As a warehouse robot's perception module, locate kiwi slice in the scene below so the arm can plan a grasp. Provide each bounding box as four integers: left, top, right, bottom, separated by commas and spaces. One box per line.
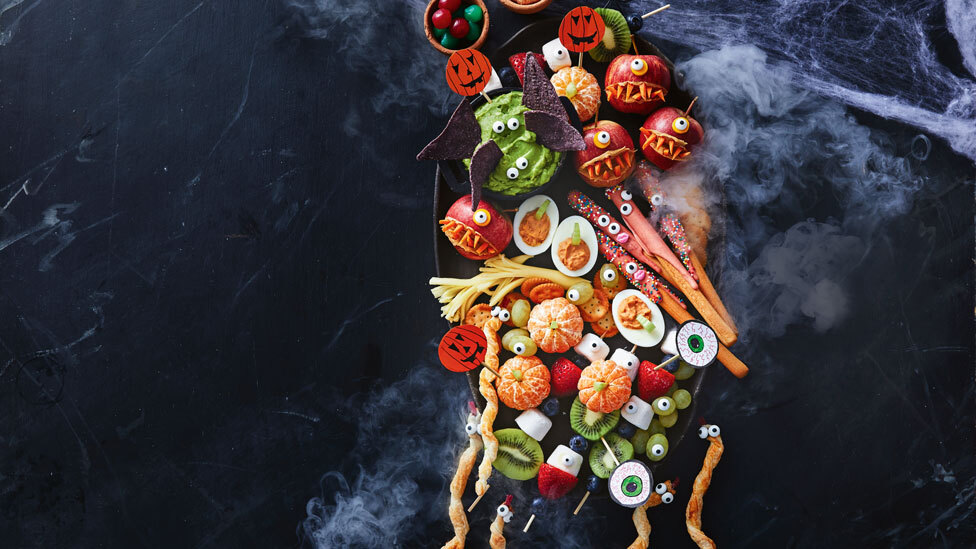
588, 433, 635, 478
493, 428, 543, 480
589, 8, 631, 63
570, 397, 620, 441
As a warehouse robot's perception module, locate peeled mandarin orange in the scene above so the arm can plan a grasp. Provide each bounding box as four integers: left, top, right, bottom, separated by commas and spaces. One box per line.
497, 356, 551, 410
551, 66, 601, 122
578, 360, 632, 413
527, 297, 584, 354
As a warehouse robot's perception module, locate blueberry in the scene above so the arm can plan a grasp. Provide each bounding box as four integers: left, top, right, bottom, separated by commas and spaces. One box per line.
586, 475, 601, 493
498, 66, 519, 88
660, 355, 680, 373
569, 435, 588, 453
627, 15, 643, 32
541, 397, 560, 417
531, 497, 546, 512
617, 422, 636, 438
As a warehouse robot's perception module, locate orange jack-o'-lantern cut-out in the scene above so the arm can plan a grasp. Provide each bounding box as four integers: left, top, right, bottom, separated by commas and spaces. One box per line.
438, 325, 488, 372
445, 48, 493, 96
558, 7, 605, 53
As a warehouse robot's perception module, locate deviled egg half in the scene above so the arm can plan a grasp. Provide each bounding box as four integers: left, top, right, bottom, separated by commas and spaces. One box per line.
551, 215, 598, 277
611, 289, 666, 347
513, 194, 559, 255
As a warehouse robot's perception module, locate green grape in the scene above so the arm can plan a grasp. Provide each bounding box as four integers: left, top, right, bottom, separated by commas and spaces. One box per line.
648, 418, 666, 436
646, 433, 669, 461
510, 299, 531, 327
509, 335, 538, 357
675, 362, 695, 380
657, 411, 678, 428
673, 389, 692, 409
652, 396, 676, 416
566, 281, 594, 305
631, 428, 650, 455
502, 328, 529, 351
666, 384, 678, 397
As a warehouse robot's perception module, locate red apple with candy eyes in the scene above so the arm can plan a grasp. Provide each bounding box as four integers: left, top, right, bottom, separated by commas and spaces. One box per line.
604, 54, 671, 115
440, 195, 513, 260
639, 105, 704, 171
573, 120, 636, 188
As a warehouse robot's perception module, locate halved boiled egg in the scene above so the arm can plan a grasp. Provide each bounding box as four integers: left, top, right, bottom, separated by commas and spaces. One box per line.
550, 215, 598, 277
611, 289, 666, 347
513, 194, 559, 256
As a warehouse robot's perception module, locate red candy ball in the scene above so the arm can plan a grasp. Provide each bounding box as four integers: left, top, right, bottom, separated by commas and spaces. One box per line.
449, 18, 470, 39
431, 8, 452, 29
439, 0, 461, 11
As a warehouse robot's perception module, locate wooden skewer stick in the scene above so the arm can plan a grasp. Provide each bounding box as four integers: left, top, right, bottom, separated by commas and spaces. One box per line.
482, 363, 502, 379
631, 344, 638, 354
522, 514, 536, 532
578, 51, 584, 67
573, 491, 591, 515
468, 487, 489, 512
601, 436, 621, 467
642, 4, 672, 19
654, 354, 681, 371
480, 91, 493, 104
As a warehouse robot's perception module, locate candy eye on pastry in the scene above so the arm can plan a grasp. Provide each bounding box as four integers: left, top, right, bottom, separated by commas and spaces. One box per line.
708, 424, 721, 437
594, 131, 611, 148
473, 208, 491, 226
515, 156, 529, 170
465, 423, 478, 435
655, 482, 667, 495
625, 262, 638, 274
698, 426, 709, 439
619, 203, 633, 215
672, 117, 690, 134
607, 223, 620, 235
507, 117, 520, 131
497, 504, 509, 515
597, 215, 610, 227
492, 121, 506, 134
650, 193, 664, 207
661, 492, 674, 504
620, 190, 633, 201
506, 167, 520, 180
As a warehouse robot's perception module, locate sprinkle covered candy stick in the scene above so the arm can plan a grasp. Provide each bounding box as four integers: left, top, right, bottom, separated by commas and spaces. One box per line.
597, 233, 749, 378
596, 232, 684, 307
567, 190, 660, 268
471, 317, 503, 511
606, 185, 738, 347
628, 479, 677, 549
489, 495, 514, 549
686, 422, 724, 549
442, 402, 485, 549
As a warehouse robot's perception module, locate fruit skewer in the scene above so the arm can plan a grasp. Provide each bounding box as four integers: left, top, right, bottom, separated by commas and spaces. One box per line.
442, 402, 485, 549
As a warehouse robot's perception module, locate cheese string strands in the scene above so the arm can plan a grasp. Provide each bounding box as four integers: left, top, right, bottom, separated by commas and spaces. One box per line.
627, 480, 677, 549
686, 423, 724, 549
471, 317, 502, 511
442, 402, 485, 549
489, 494, 514, 549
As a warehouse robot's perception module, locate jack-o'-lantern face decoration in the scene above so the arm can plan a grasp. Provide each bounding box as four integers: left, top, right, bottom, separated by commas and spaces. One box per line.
446, 49, 492, 96
558, 7, 605, 53
438, 325, 488, 372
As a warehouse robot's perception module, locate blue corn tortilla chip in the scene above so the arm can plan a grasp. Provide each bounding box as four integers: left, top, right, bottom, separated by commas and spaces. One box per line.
468, 140, 503, 208
521, 53, 568, 120
417, 99, 481, 161
524, 110, 585, 152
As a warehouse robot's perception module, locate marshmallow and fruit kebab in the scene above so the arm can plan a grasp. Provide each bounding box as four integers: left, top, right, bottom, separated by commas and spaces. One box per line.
441, 402, 485, 549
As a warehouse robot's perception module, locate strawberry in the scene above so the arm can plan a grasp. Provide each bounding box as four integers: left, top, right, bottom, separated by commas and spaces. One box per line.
551, 358, 582, 397
537, 463, 578, 499
508, 52, 548, 85
637, 360, 674, 401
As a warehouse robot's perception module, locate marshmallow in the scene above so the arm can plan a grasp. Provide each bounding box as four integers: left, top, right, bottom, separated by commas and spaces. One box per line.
484, 68, 503, 93
574, 333, 610, 362
621, 396, 653, 430
515, 408, 552, 441
660, 328, 678, 357
542, 38, 571, 72
547, 444, 583, 477
610, 348, 640, 380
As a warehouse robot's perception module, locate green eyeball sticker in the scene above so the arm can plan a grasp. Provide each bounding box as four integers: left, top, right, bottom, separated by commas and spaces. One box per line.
608, 460, 653, 508
676, 320, 719, 368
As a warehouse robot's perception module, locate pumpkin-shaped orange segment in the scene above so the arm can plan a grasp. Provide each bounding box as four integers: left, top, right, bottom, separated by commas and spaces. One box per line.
578, 360, 632, 413
496, 356, 551, 410
527, 297, 584, 354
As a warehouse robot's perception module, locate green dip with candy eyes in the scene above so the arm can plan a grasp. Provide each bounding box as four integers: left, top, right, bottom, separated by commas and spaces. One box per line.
464, 92, 563, 196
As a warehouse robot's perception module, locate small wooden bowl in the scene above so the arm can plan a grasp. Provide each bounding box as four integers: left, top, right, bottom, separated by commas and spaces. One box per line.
498, 0, 552, 15
424, 0, 490, 55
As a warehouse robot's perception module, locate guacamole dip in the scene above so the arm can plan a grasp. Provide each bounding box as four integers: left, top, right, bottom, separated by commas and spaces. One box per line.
465, 92, 563, 195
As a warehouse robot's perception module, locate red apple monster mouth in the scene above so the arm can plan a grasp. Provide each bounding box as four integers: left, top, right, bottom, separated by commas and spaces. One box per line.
639, 128, 692, 161
578, 147, 635, 181
439, 217, 499, 259
605, 82, 667, 104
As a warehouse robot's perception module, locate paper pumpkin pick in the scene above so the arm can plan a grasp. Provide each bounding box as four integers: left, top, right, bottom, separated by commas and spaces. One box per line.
445, 48, 493, 97
558, 7, 605, 53
438, 325, 488, 372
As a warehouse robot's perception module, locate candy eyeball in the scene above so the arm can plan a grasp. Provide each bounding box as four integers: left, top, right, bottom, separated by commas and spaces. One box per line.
497, 504, 509, 515
512, 341, 526, 355
602, 267, 617, 282
650, 194, 664, 207
672, 117, 690, 134
597, 215, 610, 227
619, 203, 633, 215
625, 262, 638, 274
655, 483, 667, 495
465, 423, 478, 435
561, 454, 578, 468
708, 424, 721, 437
498, 309, 511, 322
698, 426, 709, 439
491, 306, 501, 317
650, 443, 665, 457
507, 117, 520, 131
492, 120, 506, 134
473, 208, 491, 226
594, 131, 611, 148
630, 58, 648, 75
507, 167, 519, 180
607, 223, 621, 235
661, 492, 674, 504
567, 288, 580, 301
515, 156, 529, 170
620, 189, 633, 201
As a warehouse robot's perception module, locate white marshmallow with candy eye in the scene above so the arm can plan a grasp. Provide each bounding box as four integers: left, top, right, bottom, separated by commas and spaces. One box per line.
660, 328, 678, 357
484, 68, 502, 93
574, 333, 609, 362
542, 38, 571, 71
547, 444, 583, 477
621, 396, 653, 430
515, 408, 552, 441
610, 348, 640, 380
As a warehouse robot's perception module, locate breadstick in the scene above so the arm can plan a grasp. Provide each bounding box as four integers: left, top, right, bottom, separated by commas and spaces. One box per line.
441, 405, 484, 549
489, 495, 513, 549
686, 425, 724, 549
475, 317, 502, 496
627, 480, 676, 549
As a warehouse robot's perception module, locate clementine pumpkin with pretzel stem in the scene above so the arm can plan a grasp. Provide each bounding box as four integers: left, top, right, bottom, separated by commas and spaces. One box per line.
578, 360, 631, 413
496, 356, 551, 410
527, 297, 584, 353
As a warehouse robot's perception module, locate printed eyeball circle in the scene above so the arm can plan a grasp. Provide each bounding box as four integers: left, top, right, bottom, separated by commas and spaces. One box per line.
507, 167, 520, 180
650, 193, 664, 206
698, 426, 709, 439
676, 320, 720, 368
512, 341, 527, 355
465, 423, 478, 435
473, 208, 491, 226
507, 117, 520, 131
492, 121, 506, 134
661, 492, 674, 504
515, 156, 529, 170
655, 482, 667, 495
597, 215, 610, 227
567, 288, 581, 301
619, 203, 633, 215
498, 309, 511, 322
672, 117, 690, 134
595, 131, 611, 148
630, 58, 648, 76
625, 262, 638, 274
620, 189, 633, 201
708, 425, 721, 438
602, 268, 617, 282
607, 223, 621, 235
608, 460, 653, 508
490, 306, 501, 317
649, 443, 665, 457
